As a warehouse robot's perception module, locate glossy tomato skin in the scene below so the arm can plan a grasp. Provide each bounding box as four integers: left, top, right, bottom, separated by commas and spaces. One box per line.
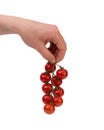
44, 104, 55, 114
53, 97, 63, 107
56, 69, 68, 79
42, 94, 52, 104
45, 63, 56, 73
40, 72, 51, 83
42, 83, 52, 93
54, 87, 64, 97
51, 76, 62, 87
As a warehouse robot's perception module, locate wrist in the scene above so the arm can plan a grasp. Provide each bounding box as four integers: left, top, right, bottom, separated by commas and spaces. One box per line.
0, 15, 24, 35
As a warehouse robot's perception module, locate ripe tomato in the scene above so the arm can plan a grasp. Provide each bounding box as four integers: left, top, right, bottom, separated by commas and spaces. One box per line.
42, 94, 53, 104
54, 87, 64, 97
44, 104, 55, 114
40, 72, 51, 83
45, 62, 56, 73
56, 68, 68, 79
51, 76, 62, 87
42, 83, 52, 93
53, 97, 63, 107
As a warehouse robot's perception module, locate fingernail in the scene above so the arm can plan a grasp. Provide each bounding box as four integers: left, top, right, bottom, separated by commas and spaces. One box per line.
51, 59, 55, 64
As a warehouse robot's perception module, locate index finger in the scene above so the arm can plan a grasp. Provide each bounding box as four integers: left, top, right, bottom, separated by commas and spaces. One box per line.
54, 32, 67, 62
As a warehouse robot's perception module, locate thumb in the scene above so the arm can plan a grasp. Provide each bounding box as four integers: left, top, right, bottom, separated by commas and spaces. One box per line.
37, 44, 55, 63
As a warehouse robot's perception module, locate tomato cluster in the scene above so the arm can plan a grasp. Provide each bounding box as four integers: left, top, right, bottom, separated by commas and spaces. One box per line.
40, 62, 68, 114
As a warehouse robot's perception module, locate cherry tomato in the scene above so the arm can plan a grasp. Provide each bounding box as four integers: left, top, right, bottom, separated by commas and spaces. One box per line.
56, 68, 68, 79
44, 104, 55, 114
42, 94, 53, 104
42, 83, 52, 93
54, 87, 64, 97
51, 76, 62, 87
45, 62, 56, 73
40, 72, 51, 83
53, 97, 63, 107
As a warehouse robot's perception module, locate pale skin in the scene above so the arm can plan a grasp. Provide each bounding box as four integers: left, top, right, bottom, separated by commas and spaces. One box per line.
0, 15, 67, 63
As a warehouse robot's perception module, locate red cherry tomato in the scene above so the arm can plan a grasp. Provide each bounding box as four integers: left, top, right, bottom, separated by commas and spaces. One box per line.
56, 68, 68, 79
44, 104, 55, 114
42, 83, 52, 93
42, 94, 53, 104
54, 87, 64, 97
45, 62, 56, 73
51, 76, 62, 87
40, 72, 51, 83
53, 97, 63, 107
41, 62, 68, 114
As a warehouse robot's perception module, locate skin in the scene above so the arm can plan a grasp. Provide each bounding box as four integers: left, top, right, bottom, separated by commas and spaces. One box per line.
0, 15, 67, 63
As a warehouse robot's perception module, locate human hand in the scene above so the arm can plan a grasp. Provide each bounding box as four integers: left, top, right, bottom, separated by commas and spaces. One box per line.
17, 19, 67, 63
0, 15, 67, 63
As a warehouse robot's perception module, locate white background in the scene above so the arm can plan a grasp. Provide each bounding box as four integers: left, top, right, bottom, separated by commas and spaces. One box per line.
0, 0, 104, 129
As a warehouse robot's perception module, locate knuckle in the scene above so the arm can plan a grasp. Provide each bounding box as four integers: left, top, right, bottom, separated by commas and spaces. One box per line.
51, 24, 59, 32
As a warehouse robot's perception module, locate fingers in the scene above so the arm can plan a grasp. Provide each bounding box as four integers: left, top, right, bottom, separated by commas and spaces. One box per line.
48, 42, 58, 55
36, 39, 66, 63
37, 42, 56, 63
55, 48, 66, 63
32, 23, 67, 63
56, 34, 67, 62
49, 30, 67, 63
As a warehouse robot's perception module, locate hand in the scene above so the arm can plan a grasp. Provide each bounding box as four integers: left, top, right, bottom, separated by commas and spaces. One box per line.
18, 19, 67, 63
0, 15, 67, 63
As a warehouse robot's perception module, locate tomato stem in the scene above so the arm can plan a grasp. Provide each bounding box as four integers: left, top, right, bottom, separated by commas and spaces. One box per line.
56, 64, 64, 69
51, 65, 55, 85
